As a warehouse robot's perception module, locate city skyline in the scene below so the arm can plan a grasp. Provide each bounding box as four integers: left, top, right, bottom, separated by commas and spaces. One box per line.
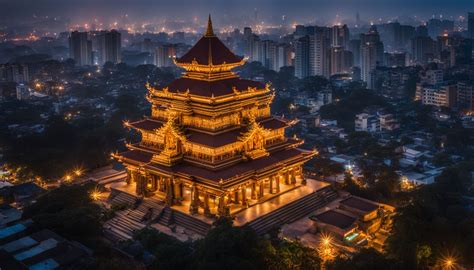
0, 2, 473, 270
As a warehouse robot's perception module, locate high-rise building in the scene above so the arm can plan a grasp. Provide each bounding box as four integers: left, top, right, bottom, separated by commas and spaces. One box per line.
310, 29, 331, 78
332, 24, 350, 49
457, 81, 474, 110
294, 36, 311, 78
384, 52, 407, 67
360, 26, 384, 88
260, 40, 276, 70
416, 25, 429, 37
69, 31, 92, 66
294, 25, 306, 38
349, 39, 361, 67
243, 27, 252, 38
411, 36, 436, 65
0, 64, 29, 83
154, 44, 177, 67
275, 44, 292, 71
245, 34, 262, 62
468, 12, 474, 39
330, 46, 352, 75
97, 30, 121, 65
427, 18, 454, 38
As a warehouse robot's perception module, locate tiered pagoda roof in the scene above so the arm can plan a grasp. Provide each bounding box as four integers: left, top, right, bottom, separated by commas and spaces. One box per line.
115, 15, 316, 188
175, 15, 243, 67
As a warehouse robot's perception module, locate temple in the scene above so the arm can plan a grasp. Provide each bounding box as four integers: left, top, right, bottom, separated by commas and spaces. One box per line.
112, 16, 318, 220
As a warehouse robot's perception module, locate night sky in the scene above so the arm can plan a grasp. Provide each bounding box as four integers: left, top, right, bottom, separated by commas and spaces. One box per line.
0, 0, 472, 24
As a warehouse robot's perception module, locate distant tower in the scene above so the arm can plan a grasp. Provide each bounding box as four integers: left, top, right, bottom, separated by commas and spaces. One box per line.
468, 12, 474, 39
69, 31, 92, 66
356, 12, 361, 27
294, 36, 311, 78
360, 25, 384, 88
97, 30, 121, 65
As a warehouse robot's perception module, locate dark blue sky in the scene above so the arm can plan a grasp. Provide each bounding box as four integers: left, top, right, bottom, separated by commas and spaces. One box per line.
0, 0, 472, 23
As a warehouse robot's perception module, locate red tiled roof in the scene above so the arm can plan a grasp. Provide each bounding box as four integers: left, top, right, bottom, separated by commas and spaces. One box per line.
121, 150, 153, 164
166, 77, 265, 97
187, 128, 242, 147
258, 117, 289, 129
176, 36, 243, 66
120, 147, 309, 183
173, 148, 306, 182
129, 119, 163, 131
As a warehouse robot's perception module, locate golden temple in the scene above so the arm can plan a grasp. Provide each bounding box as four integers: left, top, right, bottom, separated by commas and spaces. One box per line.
113, 15, 318, 219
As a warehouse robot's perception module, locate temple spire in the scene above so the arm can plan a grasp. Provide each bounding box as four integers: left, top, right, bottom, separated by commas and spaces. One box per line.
205, 14, 215, 37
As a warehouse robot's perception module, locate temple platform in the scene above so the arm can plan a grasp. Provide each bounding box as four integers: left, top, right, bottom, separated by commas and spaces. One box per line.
103, 179, 338, 240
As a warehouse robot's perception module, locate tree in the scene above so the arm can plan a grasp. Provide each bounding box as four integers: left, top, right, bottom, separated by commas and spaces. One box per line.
328, 248, 398, 270
23, 183, 102, 241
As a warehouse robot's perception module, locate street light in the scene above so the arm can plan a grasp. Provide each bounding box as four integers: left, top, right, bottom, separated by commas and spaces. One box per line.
74, 169, 82, 177
443, 257, 456, 270
90, 187, 102, 201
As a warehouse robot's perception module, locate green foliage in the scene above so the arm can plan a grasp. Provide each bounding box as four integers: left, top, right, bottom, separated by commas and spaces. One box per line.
194, 218, 263, 270
312, 157, 345, 177
23, 183, 102, 240
328, 248, 398, 270
132, 218, 321, 270
386, 162, 474, 268
134, 228, 194, 270
2, 115, 123, 179
319, 89, 389, 131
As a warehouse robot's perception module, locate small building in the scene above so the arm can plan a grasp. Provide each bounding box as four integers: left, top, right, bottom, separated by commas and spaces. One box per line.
310, 209, 358, 239
0, 225, 91, 269
0, 183, 44, 206
400, 167, 444, 186
339, 196, 379, 222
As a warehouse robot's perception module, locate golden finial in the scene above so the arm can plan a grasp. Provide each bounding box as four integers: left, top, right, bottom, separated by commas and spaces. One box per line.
205, 14, 215, 37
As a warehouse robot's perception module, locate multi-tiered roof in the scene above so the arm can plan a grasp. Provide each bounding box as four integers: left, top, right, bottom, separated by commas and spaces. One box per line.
114, 16, 316, 191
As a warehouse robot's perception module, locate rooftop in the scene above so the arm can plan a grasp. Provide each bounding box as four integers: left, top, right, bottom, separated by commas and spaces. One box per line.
339, 196, 379, 213
311, 210, 357, 229
175, 15, 243, 66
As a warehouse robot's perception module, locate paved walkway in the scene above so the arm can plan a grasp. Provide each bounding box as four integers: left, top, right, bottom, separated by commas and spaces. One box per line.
233, 179, 328, 226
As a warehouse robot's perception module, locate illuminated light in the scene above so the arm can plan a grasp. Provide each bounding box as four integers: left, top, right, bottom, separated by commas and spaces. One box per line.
147, 183, 152, 188
74, 169, 82, 176
90, 187, 103, 201
65, 175, 72, 181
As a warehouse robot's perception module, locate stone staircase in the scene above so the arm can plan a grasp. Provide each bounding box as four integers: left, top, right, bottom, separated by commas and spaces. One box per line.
153, 207, 211, 236
104, 211, 146, 241
171, 210, 211, 236
108, 189, 138, 207
246, 186, 338, 235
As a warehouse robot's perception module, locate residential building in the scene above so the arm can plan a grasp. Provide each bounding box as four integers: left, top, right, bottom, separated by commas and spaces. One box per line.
69, 31, 92, 66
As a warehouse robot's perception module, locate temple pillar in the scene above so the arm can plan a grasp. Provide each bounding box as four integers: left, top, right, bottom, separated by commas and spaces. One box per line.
241, 186, 247, 206
234, 190, 239, 204
217, 194, 230, 217
269, 177, 274, 194
165, 177, 174, 206
276, 175, 281, 193
290, 169, 296, 184
284, 170, 290, 185
134, 171, 145, 196
126, 170, 132, 185
203, 192, 211, 216
251, 182, 257, 200
258, 181, 264, 198
189, 184, 199, 214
